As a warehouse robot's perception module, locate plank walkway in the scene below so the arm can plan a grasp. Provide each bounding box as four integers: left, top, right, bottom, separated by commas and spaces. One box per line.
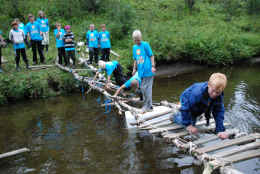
55, 51, 260, 174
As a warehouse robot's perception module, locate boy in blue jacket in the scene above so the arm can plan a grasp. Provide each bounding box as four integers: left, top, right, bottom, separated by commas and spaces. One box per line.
173, 73, 229, 140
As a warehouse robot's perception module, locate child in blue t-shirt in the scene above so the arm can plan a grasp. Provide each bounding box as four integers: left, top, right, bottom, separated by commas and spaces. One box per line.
91, 60, 127, 89
15, 19, 31, 48
113, 71, 143, 100
9, 21, 31, 71
26, 14, 45, 65
132, 30, 156, 112
86, 24, 100, 66
0, 30, 5, 73
99, 24, 111, 61
37, 11, 49, 53
54, 22, 66, 65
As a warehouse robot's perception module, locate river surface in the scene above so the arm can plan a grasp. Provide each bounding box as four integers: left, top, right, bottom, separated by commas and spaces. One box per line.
0, 62, 260, 174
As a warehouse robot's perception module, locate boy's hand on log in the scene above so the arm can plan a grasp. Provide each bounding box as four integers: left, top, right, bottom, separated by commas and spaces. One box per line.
186, 125, 198, 135
217, 132, 229, 140
132, 69, 136, 76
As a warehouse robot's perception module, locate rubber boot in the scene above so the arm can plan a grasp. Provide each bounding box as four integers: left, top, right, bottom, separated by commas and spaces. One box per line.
67, 58, 70, 68
26, 62, 31, 70
71, 59, 76, 69
0, 65, 3, 73
16, 63, 20, 72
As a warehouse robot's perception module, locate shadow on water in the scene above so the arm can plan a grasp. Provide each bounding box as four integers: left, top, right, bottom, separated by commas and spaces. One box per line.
0, 61, 260, 173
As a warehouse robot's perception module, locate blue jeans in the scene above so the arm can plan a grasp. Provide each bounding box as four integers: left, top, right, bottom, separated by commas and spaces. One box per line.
173, 111, 196, 127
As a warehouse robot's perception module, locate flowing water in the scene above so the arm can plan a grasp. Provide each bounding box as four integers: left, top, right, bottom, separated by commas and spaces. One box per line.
0, 62, 260, 174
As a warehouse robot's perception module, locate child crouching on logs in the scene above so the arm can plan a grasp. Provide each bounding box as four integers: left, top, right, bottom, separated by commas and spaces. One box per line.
171, 72, 229, 140
91, 60, 128, 89
113, 71, 143, 101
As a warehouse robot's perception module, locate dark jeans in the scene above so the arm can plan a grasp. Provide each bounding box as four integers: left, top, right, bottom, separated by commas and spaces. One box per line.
58, 47, 66, 65
65, 50, 75, 64
15, 48, 28, 65
89, 47, 99, 63
30, 40, 45, 62
113, 63, 127, 86
101, 48, 110, 61
24, 35, 31, 48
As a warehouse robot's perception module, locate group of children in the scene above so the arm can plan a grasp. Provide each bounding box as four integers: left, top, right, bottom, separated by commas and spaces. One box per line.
0, 12, 230, 140
54, 23, 111, 69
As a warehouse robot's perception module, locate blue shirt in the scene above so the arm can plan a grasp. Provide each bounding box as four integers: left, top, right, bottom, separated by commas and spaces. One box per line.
98, 61, 118, 76
124, 72, 141, 88
26, 22, 42, 41
133, 41, 154, 78
36, 18, 49, 32
18, 23, 27, 36
99, 31, 111, 49
54, 29, 65, 48
86, 30, 99, 48
12, 29, 25, 49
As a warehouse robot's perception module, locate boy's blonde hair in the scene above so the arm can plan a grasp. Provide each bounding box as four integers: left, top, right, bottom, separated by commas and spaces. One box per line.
89, 24, 94, 27
130, 79, 139, 89
56, 22, 61, 26
28, 14, 34, 19
98, 60, 106, 69
208, 73, 227, 91
100, 24, 106, 28
132, 30, 142, 39
38, 11, 46, 19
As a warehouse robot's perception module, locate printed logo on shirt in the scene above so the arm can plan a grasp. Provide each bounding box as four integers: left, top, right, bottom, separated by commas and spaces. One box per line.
102, 34, 106, 37
136, 49, 140, 55
91, 33, 94, 36
137, 57, 144, 64
32, 25, 35, 29
42, 21, 45, 23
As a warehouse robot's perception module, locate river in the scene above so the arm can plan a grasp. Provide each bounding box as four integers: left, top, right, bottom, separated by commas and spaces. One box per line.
0, 61, 259, 173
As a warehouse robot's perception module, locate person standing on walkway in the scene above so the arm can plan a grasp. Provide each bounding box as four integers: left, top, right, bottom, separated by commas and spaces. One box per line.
26, 14, 46, 65
62, 25, 76, 69
37, 11, 49, 53
9, 21, 31, 71
132, 30, 156, 112
99, 24, 111, 61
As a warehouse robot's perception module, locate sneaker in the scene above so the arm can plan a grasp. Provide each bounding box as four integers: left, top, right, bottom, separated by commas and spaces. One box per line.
41, 61, 46, 64
33, 61, 37, 65
16, 67, 20, 72
46, 51, 48, 53
169, 114, 174, 123
0, 68, 3, 73
146, 106, 154, 112
26, 66, 31, 70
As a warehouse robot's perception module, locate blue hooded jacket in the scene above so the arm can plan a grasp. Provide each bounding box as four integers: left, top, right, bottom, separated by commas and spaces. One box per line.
180, 82, 226, 133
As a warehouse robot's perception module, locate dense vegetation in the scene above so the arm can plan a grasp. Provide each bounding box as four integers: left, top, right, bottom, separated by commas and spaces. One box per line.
0, 0, 260, 104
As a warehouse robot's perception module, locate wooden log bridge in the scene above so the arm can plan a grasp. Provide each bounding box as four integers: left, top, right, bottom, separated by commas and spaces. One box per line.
56, 52, 260, 174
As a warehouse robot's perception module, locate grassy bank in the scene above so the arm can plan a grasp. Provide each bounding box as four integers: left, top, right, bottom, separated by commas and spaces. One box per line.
0, 0, 260, 104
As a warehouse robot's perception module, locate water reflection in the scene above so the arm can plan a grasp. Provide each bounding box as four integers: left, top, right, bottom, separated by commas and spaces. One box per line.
0, 62, 260, 173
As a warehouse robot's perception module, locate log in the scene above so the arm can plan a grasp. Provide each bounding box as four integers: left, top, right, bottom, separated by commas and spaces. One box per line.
110, 50, 120, 57
163, 123, 231, 139
30, 65, 54, 68
101, 100, 130, 106
179, 130, 239, 150
31, 67, 46, 71
205, 140, 260, 160
0, 148, 30, 159
140, 117, 171, 129
194, 133, 260, 155
130, 109, 173, 126
208, 149, 260, 170
149, 119, 215, 134
74, 69, 97, 71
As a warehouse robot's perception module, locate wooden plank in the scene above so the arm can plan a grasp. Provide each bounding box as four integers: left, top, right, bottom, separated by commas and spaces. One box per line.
207, 140, 260, 159
110, 50, 120, 57
101, 100, 129, 106
130, 109, 173, 126
140, 119, 171, 129
194, 133, 260, 155
209, 149, 260, 169
149, 119, 215, 134
163, 123, 231, 139
30, 65, 54, 68
73, 69, 96, 71
0, 148, 30, 159
179, 130, 238, 150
